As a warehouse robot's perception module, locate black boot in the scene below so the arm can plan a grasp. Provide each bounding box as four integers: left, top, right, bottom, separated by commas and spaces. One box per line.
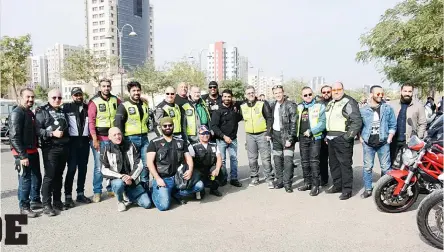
64, 198, 75, 209
360, 189, 372, 199
30, 201, 43, 210
297, 184, 312, 191
43, 204, 56, 217
21, 207, 38, 218
309, 186, 319, 196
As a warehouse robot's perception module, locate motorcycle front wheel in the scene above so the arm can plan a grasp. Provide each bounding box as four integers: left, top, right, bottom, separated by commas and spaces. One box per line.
416, 189, 443, 249
373, 174, 420, 213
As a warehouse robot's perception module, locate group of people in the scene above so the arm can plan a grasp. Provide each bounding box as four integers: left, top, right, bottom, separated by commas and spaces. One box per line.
9, 77, 429, 217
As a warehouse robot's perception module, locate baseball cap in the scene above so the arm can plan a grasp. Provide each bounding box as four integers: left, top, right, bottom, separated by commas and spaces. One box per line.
208, 81, 218, 88
71, 87, 83, 96
198, 125, 210, 133
159, 117, 173, 126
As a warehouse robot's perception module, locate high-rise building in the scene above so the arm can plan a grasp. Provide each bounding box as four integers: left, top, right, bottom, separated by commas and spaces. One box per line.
149, 4, 154, 61
30, 55, 49, 89
309, 76, 326, 93
238, 56, 249, 84
207, 41, 241, 82
249, 75, 282, 99
45, 43, 83, 90
85, 0, 151, 74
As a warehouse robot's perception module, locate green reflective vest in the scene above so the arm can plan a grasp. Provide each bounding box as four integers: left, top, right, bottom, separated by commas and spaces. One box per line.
92, 96, 118, 128
162, 104, 182, 134
123, 101, 149, 136
182, 100, 210, 136
325, 97, 349, 132
296, 103, 323, 137
240, 101, 267, 134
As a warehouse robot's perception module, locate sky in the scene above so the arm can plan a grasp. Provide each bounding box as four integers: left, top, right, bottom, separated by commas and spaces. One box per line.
0, 0, 402, 89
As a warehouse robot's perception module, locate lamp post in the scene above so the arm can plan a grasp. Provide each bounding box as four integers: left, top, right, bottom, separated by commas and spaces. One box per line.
188, 48, 211, 71
105, 24, 137, 98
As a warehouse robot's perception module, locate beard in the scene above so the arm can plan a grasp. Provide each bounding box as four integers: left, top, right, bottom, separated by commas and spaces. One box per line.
162, 129, 173, 136
401, 95, 412, 104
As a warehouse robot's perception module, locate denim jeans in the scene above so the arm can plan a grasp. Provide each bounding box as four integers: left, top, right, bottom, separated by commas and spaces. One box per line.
216, 139, 239, 180
126, 135, 149, 183
90, 140, 112, 194
151, 176, 204, 211
111, 179, 152, 209
17, 153, 42, 209
65, 142, 90, 198
362, 142, 391, 190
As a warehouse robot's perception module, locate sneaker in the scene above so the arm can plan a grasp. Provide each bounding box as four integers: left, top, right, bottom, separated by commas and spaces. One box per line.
20, 208, 38, 218
196, 192, 201, 200
64, 198, 75, 209
53, 201, 66, 211
43, 205, 56, 217
30, 201, 43, 210
360, 189, 372, 199
209, 189, 222, 197
123, 192, 130, 202
326, 186, 341, 194
117, 202, 127, 212
249, 178, 259, 187
76, 195, 92, 204
93, 193, 101, 203
267, 181, 275, 189
230, 179, 242, 187
107, 191, 115, 198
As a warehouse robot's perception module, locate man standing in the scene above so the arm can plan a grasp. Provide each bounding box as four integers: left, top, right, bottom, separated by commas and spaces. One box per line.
175, 82, 189, 106
240, 86, 274, 188
154, 86, 185, 139
325, 82, 362, 200
101, 127, 152, 212
114, 81, 150, 188
202, 81, 222, 117
390, 84, 427, 165
35, 89, 70, 216
182, 86, 211, 144
359, 85, 397, 199
296, 87, 326, 196
9, 88, 42, 217
211, 89, 243, 188
270, 85, 298, 193
147, 117, 204, 211
318, 85, 332, 186
63, 87, 92, 208
188, 125, 223, 197
88, 79, 121, 202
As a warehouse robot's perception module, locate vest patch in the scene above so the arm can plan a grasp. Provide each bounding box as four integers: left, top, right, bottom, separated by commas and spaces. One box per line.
128, 107, 136, 115
177, 141, 182, 149
211, 146, 216, 152
98, 104, 106, 112
185, 109, 193, 116
169, 109, 176, 117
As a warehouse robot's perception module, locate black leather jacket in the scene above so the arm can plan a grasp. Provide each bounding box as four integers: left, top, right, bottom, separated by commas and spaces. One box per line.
35, 103, 70, 147
270, 98, 298, 145
8, 105, 38, 159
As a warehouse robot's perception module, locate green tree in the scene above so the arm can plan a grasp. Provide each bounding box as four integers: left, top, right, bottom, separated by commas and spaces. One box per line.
220, 79, 245, 100
62, 49, 117, 86
283, 78, 306, 103
34, 85, 49, 100
0, 34, 32, 100
164, 59, 206, 88
356, 0, 444, 97
132, 59, 172, 107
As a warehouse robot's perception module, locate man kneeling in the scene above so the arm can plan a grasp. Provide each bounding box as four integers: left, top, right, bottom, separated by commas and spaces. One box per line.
101, 127, 152, 212
147, 117, 204, 211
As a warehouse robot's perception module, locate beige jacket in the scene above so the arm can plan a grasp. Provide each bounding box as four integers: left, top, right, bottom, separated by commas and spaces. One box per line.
394, 100, 427, 140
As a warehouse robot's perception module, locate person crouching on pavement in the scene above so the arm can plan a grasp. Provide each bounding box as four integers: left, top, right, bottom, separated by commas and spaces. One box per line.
147, 117, 204, 211
100, 127, 152, 212
188, 125, 223, 197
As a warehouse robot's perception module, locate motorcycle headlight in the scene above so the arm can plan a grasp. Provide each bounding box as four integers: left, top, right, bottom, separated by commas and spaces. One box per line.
401, 149, 416, 166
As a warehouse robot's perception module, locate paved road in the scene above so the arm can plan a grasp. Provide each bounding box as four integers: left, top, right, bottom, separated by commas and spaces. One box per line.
0, 124, 440, 251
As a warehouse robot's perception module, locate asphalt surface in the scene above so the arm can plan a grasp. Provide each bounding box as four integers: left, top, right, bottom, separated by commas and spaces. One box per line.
0, 123, 440, 252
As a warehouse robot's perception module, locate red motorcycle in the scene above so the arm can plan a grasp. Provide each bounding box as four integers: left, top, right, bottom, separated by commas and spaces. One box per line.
373, 135, 443, 213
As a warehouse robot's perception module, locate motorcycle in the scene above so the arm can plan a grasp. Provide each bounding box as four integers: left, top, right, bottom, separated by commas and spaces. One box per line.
373, 134, 443, 213
416, 173, 443, 249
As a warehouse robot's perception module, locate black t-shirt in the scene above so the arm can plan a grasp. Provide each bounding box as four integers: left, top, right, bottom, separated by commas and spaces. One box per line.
299, 108, 310, 136
147, 137, 189, 178
175, 94, 189, 107
367, 106, 382, 147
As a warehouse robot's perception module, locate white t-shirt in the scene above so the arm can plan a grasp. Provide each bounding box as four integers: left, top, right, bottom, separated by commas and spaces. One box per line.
273, 102, 281, 131
188, 143, 220, 157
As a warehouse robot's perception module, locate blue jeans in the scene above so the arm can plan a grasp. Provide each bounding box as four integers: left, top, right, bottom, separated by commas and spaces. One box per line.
111, 179, 152, 209
90, 140, 112, 194
362, 142, 391, 190
17, 153, 42, 209
151, 176, 204, 211
216, 139, 239, 180
126, 135, 149, 183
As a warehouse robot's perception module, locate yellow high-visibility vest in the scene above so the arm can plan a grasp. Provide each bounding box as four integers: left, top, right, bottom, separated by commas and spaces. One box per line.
123, 101, 149, 136
240, 101, 267, 134
182, 101, 210, 136
296, 103, 323, 137
92, 96, 118, 128
325, 97, 349, 132
162, 104, 182, 134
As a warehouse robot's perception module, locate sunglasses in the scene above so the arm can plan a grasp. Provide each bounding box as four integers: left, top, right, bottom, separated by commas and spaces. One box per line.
375, 92, 384, 97
272, 85, 283, 90
209, 86, 217, 89
199, 131, 210, 136
332, 88, 343, 92
52, 96, 62, 100
73, 93, 83, 97
322, 91, 331, 94
303, 93, 313, 97
165, 93, 175, 96
162, 124, 173, 128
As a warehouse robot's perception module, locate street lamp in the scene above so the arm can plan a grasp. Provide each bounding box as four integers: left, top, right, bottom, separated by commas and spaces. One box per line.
188, 48, 212, 70
105, 24, 137, 98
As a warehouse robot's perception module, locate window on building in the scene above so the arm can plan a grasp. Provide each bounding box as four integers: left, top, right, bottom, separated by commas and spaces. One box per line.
110, 6, 114, 10
93, 43, 98, 48
100, 0, 104, 2
111, 43, 115, 47
112, 50, 115, 54
100, 28, 105, 32
134, 0, 143, 17
100, 21, 105, 25
93, 21, 98, 26
93, 14, 98, 18
99, 6, 104, 10
93, 36, 98, 40
100, 35, 105, 39
92, 0, 97, 3
111, 28, 114, 32
100, 43, 105, 47
111, 21, 114, 25
99, 13, 104, 18
93, 29, 99, 33
93, 7, 98, 11
111, 13, 114, 17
